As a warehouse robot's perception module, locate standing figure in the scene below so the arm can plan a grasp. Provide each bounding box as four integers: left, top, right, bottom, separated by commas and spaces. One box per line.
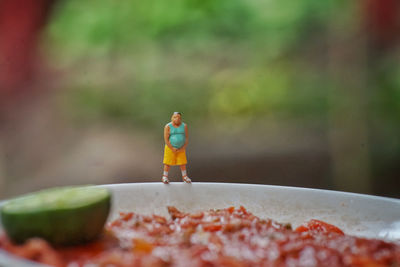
162, 112, 191, 184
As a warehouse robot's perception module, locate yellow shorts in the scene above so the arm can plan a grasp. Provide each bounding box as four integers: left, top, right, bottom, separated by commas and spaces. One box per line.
163, 145, 187, 166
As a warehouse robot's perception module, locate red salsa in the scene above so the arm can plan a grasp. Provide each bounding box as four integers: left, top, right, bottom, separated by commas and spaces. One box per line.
1, 206, 399, 266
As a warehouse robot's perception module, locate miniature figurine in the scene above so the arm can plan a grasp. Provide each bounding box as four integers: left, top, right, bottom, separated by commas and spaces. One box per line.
162, 112, 191, 184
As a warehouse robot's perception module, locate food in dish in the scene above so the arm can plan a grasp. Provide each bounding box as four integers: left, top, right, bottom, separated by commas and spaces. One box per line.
1, 206, 399, 266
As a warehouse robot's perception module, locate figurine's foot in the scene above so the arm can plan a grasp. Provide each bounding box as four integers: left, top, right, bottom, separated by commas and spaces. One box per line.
182, 176, 191, 183
162, 176, 169, 184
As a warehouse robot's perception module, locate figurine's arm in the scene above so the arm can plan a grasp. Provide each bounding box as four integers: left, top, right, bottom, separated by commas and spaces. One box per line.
178, 124, 189, 152
164, 125, 176, 151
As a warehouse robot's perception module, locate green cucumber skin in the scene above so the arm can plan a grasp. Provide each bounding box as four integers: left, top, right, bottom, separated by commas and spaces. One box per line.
1, 193, 111, 246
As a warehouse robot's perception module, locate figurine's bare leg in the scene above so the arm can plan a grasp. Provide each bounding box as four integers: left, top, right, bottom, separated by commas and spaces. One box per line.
164, 165, 170, 172
180, 165, 191, 183
162, 165, 170, 184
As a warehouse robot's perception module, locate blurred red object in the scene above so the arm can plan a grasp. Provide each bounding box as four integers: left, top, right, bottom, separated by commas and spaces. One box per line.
365, 0, 399, 48
0, 0, 56, 106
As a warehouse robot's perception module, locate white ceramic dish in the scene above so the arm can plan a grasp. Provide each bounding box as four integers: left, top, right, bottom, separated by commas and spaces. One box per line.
1, 182, 399, 266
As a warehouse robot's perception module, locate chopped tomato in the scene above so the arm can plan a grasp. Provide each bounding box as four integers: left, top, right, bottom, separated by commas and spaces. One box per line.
295, 219, 344, 235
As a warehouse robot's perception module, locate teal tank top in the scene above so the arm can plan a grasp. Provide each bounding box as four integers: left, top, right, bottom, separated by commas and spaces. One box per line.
168, 122, 185, 149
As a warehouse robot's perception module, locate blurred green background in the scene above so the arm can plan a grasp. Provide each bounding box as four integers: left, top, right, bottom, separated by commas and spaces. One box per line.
0, 0, 399, 198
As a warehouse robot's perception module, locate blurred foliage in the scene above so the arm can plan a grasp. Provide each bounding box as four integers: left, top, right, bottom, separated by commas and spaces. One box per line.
47, 0, 348, 128
46, 0, 399, 155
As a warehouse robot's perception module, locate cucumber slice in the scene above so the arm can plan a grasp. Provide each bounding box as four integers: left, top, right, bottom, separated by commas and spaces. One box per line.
0, 186, 111, 246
